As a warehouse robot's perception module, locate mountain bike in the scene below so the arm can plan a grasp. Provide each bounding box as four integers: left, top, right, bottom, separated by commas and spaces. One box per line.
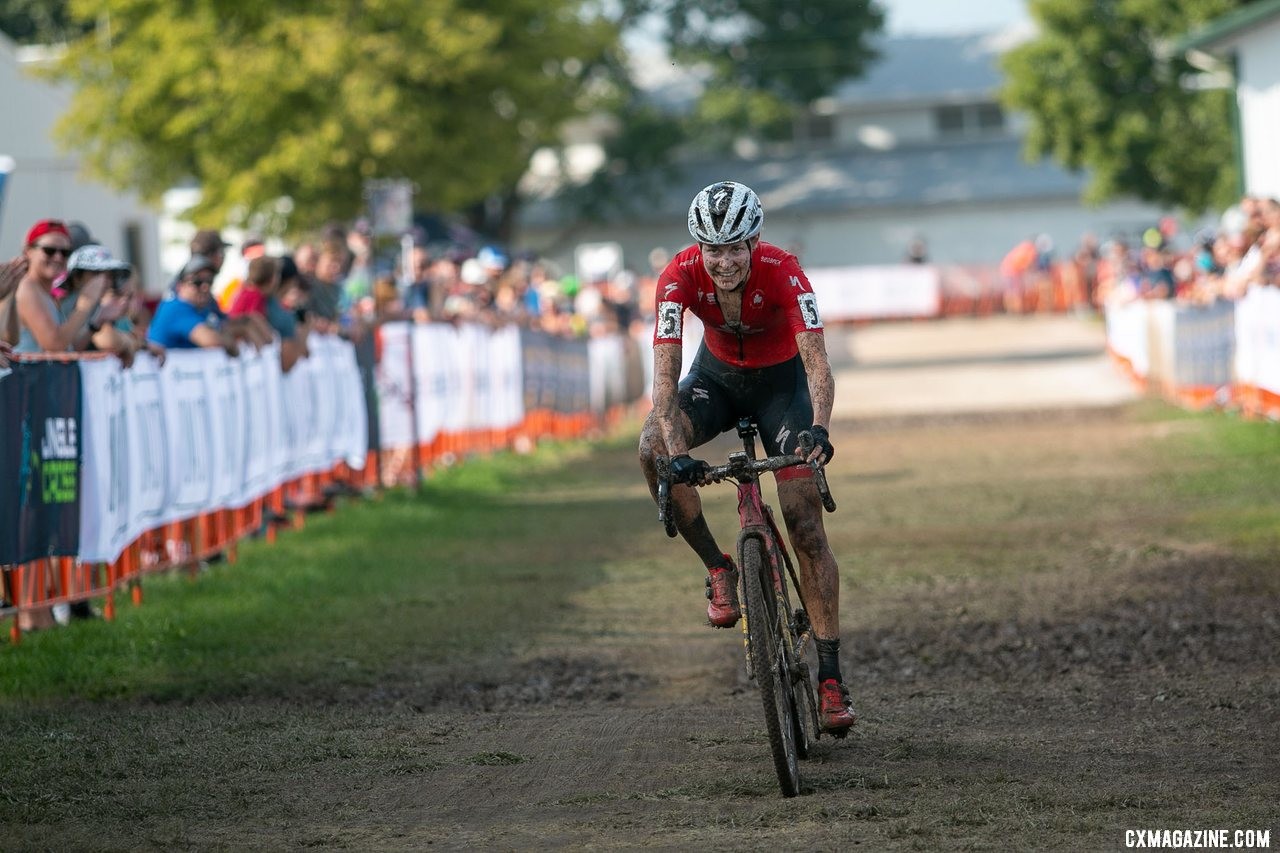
655, 419, 838, 797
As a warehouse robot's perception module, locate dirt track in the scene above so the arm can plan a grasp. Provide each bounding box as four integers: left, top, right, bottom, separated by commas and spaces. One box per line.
4, 317, 1278, 850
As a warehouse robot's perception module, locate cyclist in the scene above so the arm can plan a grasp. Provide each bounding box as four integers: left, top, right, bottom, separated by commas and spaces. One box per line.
638, 181, 856, 733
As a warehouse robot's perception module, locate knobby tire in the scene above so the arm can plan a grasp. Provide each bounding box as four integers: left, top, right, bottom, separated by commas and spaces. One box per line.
742, 536, 802, 797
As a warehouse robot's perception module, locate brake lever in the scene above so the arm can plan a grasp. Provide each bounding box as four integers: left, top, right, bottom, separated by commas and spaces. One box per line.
798, 431, 837, 513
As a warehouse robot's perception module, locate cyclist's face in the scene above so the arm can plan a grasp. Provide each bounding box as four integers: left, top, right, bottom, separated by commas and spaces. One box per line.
700, 240, 754, 291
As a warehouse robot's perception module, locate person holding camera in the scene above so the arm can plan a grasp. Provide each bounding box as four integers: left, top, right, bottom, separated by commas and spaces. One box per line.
58, 246, 166, 366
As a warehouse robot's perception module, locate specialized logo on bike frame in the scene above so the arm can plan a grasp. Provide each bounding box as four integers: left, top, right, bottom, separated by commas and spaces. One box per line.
797, 293, 822, 330
658, 301, 683, 338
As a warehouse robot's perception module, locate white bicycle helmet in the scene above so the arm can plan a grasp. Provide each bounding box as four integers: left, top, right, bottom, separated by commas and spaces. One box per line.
687, 181, 764, 245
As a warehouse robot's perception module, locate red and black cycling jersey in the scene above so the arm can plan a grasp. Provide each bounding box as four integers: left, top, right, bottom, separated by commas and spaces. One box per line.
652, 241, 823, 368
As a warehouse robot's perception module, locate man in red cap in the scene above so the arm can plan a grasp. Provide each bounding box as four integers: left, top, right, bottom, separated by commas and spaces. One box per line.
12, 219, 110, 354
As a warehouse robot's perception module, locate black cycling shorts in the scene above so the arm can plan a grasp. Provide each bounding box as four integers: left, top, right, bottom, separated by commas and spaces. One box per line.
677, 344, 814, 480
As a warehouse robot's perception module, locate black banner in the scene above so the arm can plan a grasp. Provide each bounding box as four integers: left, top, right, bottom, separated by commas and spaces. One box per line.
0, 361, 83, 565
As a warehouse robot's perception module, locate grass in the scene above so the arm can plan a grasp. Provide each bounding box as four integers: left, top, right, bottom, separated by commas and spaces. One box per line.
0, 434, 650, 703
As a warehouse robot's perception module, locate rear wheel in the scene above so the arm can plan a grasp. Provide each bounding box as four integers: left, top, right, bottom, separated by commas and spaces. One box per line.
741, 537, 801, 797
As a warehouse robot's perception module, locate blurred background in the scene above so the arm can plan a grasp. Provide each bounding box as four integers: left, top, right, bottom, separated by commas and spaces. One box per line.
0, 0, 1269, 301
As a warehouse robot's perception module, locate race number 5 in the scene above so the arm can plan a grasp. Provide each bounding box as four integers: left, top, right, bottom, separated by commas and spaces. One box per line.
797, 293, 823, 330
658, 301, 683, 339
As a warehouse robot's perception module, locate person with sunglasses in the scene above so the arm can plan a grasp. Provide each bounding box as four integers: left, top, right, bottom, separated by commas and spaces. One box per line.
147, 255, 240, 355
11, 219, 111, 354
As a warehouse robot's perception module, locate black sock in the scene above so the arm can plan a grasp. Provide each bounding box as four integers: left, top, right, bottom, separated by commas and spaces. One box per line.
704, 552, 733, 571
816, 637, 842, 683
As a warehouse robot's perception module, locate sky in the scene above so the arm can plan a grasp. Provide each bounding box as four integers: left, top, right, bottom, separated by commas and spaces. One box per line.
624, 0, 1031, 88
884, 0, 1029, 35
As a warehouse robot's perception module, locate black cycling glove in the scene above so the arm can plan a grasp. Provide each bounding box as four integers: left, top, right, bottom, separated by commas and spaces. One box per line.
669, 453, 710, 484
807, 425, 835, 462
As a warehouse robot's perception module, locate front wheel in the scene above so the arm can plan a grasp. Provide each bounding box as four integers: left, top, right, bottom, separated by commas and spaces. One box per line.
741, 536, 802, 797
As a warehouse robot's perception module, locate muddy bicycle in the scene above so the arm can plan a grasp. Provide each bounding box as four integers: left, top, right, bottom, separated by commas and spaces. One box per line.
655, 418, 838, 797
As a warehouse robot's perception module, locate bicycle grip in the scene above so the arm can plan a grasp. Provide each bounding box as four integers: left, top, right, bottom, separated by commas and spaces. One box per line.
655, 457, 678, 537
813, 463, 837, 513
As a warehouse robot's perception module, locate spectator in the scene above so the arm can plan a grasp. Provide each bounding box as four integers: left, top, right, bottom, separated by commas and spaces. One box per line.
60, 245, 149, 362
147, 255, 239, 355
13, 219, 108, 354
229, 255, 311, 372
308, 240, 349, 333
191, 228, 231, 276
0, 255, 28, 351
216, 233, 268, 312
404, 245, 435, 323
227, 255, 279, 319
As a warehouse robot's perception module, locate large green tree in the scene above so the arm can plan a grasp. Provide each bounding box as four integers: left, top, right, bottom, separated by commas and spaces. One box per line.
1003, 0, 1247, 213
45, 0, 620, 232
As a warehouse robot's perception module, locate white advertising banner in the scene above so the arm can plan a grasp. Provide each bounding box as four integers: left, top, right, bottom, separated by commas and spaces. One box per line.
806, 265, 942, 321
77, 336, 366, 564
1104, 299, 1150, 379
375, 323, 416, 450
77, 357, 130, 563
1235, 287, 1280, 395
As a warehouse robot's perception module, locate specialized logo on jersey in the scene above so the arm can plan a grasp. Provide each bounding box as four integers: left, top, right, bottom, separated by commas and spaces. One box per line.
789, 275, 803, 288
658, 301, 683, 338
663, 281, 679, 296
797, 293, 823, 329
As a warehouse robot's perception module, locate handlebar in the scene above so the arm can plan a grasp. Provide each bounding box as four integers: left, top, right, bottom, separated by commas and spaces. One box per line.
655, 430, 836, 538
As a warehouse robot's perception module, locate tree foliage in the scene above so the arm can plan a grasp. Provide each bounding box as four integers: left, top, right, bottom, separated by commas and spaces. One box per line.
1002, 0, 1247, 213
46, 0, 620, 231
0, 0, 86, 46
659, 0, 884, 141
552, 0, 884, 232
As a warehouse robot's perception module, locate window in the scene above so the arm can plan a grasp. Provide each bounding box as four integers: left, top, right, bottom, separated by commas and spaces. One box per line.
934, 102, 1006, 138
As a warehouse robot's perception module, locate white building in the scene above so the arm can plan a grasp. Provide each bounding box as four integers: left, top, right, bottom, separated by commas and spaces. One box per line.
1183, 0, 1280, 199
516, 31, 1171, 273
0, 32, 162, 290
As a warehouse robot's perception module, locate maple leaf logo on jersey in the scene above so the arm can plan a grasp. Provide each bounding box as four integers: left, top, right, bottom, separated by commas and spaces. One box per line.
752, 291, 764, 307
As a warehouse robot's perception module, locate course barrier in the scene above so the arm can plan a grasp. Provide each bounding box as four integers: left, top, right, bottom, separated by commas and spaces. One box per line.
2, 322, 646, 640
1104, 292, 1280, 417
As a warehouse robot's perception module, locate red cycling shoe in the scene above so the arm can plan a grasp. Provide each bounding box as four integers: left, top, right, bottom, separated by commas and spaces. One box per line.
704, 555, 741, 628
818, 679, 857, 733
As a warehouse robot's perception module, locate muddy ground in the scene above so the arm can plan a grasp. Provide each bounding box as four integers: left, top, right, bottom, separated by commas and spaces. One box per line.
4, 320, 1279, 851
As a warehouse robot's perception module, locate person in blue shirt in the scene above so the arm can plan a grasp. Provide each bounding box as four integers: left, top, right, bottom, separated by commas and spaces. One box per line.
148, 255, 239, 354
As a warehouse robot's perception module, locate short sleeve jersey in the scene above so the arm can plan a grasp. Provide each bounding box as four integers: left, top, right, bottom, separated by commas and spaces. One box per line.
652, 241, 823, 368
148, 298, 217, 349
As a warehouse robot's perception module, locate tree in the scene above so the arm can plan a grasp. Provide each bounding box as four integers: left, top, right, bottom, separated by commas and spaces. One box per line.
0, 0, 86, 46
539, 0, 884, 241
46, 0, 621, 233
660, 0, 884, 142
1002, 0, 1247, 214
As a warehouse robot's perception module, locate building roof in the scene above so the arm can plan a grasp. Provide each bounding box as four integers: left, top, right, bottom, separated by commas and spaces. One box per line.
518, 137, 1087, 229
1180, 0, 1280, 52
831, 33, 1013, 107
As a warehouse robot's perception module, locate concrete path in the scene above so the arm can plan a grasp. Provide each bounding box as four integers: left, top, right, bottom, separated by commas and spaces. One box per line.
825, 315, 1139, 421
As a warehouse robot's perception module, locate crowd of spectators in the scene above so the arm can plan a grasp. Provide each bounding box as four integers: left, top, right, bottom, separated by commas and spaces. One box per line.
0, 215, 658, 386
1001, 195, 1280, 313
